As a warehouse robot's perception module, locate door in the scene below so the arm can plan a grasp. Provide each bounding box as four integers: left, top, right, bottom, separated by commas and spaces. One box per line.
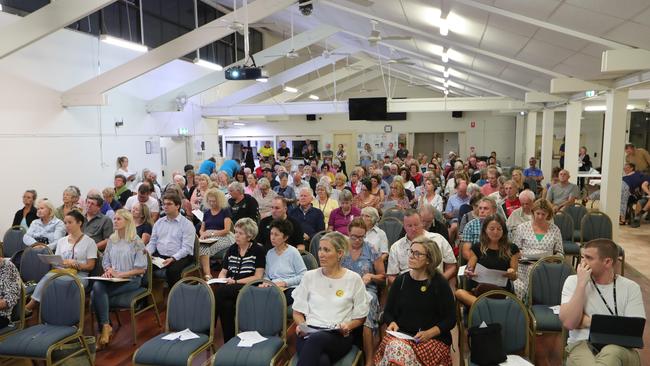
333, 133, 355, 173
160, 136, 189, 185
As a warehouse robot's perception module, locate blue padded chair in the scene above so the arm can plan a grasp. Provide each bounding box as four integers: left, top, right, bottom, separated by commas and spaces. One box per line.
309, 230, 327, 266
467, 290, 534, 366
212, 280, 287, 366
2, 226, 26, 259
382, 207, 404, 222
527, 256, 574, 334
133, 277, 215, 366
289, 345, 362, 366
0, 273, 93, 366
106, 253, 162, 344
377, 217, 403, 250
563, 204, 587, 242
0, 278, 25, 341
580, 212, 624, 274
19, 244, 53, 296
299, 250, 318, 270
553, 212, 580, 267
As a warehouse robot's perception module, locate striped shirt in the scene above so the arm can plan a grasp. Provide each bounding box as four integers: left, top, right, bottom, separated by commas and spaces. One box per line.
224, 243, 266, 280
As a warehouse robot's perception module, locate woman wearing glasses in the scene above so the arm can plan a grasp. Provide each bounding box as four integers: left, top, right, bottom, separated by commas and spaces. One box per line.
341, 219, 385, 366
375, 236, 455, 366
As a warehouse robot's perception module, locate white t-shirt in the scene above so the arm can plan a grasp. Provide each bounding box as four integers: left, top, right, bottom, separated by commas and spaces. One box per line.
53, 235, 98, 277
291, 268, 370, 328
124, 195, 160, 213
387, 231, 456, 275
561, 274, 645, 344
365, 225, 389, 254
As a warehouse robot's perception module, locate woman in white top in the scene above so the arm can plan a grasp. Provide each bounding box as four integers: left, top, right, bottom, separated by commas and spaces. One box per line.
116, 156, 137, 191
23, 199, 65, 246
26, 210, 98, 312
361, 207, 389, 261
418, 177, 444, 212
292, 231, 370, 366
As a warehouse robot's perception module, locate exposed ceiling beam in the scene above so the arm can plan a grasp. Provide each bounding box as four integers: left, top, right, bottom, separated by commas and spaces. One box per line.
0, 0, 118, 59
451, 65, 536, 92
207, 46, 355, 107
261, 59, 375, 104
454, 0, 632, 50
388, 97, 535, 112
328, 69, 382, 97
146, 24, 339, 112
601, 49, 650, 72
322, 0, 566, 78
525, 92, 567, 103
550, 78, 611, 94
613, 70, 650, 89
62, 0, 295, 106
203, 101, 350, 116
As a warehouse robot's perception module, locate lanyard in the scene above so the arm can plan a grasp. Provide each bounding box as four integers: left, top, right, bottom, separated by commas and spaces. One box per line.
592, 276, 617, 316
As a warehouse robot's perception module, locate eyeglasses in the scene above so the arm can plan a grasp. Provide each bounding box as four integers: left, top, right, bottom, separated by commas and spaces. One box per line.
407, 248, 427, 259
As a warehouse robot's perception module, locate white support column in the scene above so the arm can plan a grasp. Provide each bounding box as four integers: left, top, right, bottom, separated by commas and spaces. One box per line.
540, 109, 555, 185
600, 90, 628, 240
515, 114, 525, 167
564, 102, 582, 184
525, 112, 538, 160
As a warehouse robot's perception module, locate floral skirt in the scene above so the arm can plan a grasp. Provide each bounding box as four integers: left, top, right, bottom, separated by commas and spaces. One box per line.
374, 334, 452, 366
199, 233, 234, 257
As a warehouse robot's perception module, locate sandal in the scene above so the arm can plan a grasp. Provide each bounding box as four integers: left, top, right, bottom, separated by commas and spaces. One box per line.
98, 324, 113, 349
204, 275, 213, 281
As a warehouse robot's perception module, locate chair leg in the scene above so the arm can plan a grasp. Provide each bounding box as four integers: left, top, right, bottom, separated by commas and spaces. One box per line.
150, 294, 162, 328
131, 304, 138, 345
79, 335, 95, 366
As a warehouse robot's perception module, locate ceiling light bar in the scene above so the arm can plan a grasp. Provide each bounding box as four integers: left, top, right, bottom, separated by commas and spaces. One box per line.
443, 68, 449, 78
284, 86, 299, 93
583, 105, 635, 112
439, 17, 449, 36
441, 48, 449, 63
233, 122, 246, 126
193, 58, 223, 71
100, 35, 148, 53
308, 94, 320, 100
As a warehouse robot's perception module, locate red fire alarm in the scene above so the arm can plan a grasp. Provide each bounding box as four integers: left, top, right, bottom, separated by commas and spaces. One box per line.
470, 121, 476, 128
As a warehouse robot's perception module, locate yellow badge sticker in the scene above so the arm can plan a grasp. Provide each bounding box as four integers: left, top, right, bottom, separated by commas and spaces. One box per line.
336, 289, 344, 297
420, 286, 427, 292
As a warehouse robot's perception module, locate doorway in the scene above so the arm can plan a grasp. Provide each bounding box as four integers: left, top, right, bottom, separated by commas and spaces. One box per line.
160, 136, 190, 185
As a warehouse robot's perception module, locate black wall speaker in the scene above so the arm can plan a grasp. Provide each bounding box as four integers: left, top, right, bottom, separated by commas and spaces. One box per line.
306, 114, 316, 121
452, 111, 463, 118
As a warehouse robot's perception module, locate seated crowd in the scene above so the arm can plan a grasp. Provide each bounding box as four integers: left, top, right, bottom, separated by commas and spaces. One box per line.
1, 146, 646, 366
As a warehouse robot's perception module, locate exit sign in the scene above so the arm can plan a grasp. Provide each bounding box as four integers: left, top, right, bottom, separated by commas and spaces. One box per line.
178, 127, 189, 136
585, 90, 596, 97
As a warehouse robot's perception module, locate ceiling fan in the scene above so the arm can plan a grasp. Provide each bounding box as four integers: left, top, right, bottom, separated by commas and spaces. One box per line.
386, 57, 414, 65
350, 69, 378, 93
367, 19, 412, 46
265, 9, 300, 59
321, 39, 350, 59
299, 0, 375, 7
214, 0, 275, 35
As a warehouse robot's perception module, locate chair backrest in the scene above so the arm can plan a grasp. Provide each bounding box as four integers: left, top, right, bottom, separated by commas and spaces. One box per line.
553, 212, 574, 242
528, 257, 574, 307
2, 226, 26, 258
377, 217, 404, 249
40, 273, 84, 327
458, 204, 473, 222
382, 207, 404, 222
236, 280, 286, 338
299, 250, 318, 270
564, 204, 587, 231
19, 245, 53, 284
468, 290, 530, 356
309, 230, 327, 265
167, 277, 215, 338
580, 211, 612, 243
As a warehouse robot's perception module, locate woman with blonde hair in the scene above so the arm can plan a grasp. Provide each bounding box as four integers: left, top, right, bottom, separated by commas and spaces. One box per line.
198, 188, 235, 280
374, 236, 455, 366
385, 180, 411, 210
418, 177, 443, 212
23, 199, 65, 246
132, 203, 153, 244
313, 182, 339, 227
510, 168, 529, 192
190, 173, 211, 211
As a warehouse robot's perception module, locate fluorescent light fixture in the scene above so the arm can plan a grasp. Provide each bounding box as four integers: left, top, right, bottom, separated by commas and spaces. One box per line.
443, 68, 449, 78
439, 17, 449, 36
308, 94, 320, 100
233, 122, 246, 126
193, 58, 223, 71
0, 4, 3, 11
584, 104, 635, 112
284, 86, 298, 93
256, 77, 269, 83
100, 35, 148, 53
441, 48, 449, 63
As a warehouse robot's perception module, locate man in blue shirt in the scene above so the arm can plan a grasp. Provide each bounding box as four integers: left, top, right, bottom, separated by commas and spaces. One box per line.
198, 157, 216, 175
146, 192, 196, 287
288, 187, 325, 243
523, 157, 544, 183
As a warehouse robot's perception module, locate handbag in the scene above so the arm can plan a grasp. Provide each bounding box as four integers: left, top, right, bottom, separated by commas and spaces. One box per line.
50, 234, 84, 276
468, 323, 506, 365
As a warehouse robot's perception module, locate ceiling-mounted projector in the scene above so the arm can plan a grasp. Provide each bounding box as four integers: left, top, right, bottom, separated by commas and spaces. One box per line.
225, 66, 263, 80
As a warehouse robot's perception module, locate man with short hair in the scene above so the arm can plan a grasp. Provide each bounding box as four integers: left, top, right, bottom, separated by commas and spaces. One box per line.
321, 143, 334, 161
381, 165, 394, 185
84, 193, 113, 251
506, 190, 534, 237
385, 142, 397, 160
387, 209, 456, 285
125, 184, 160, 221
146, 193, 196, 288
560, 239, 645, 366
462, 197, 498, 247
396, 142, 408, 160
524, 157, 545, 183
625, 143, 650, 174
227, 182, 260, 224
257, 197, 305, 251
480, 167, 500, 196
547, 169, 580, 213
288, 188, 325, 243
419, 204, 450, 243
277, 140, 291, 163
500, 180, 521, 218
263, 168, 279, 189
290, 171, 310, 193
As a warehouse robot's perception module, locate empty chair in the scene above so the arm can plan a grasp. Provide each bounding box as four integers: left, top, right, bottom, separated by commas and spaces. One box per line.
553, 212, 580, 266
299, 250, 318, 271
133, 277, 215, 366
563, 204, 587, 242
382, 207, 404, 222
181, 235, 201, 278
2, 226, 26, 259
212, 280, 287, 366
19, 244, 53, 296
0, 273, 93, 365
467, 290, 534, 365
309, 230, 327, 265
527, 257, 574, 333
377, 217, 403, 249
580, 211, 612, 243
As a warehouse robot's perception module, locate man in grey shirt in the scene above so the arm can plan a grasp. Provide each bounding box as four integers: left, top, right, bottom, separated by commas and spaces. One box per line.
84, 193, 113, 251
547, 169, 580, 213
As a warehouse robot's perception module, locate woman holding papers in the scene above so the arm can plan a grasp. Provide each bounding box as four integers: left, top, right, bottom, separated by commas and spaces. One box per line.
374, 236, 455, 366
341, 219, 385, 366
25, 211, 98, 312
198, 188, 235, 280
512, 199, 563, 299
91, 209, 147, 349
455, 215, 520, 307
292, 231, 370, 366
262, 219, 307, 305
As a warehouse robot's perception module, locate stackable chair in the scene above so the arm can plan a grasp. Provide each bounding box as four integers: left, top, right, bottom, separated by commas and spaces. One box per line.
377, 217, 403, 249
553, 212, 580, 267
527, 256, 574, 335
309, 230, 327, 266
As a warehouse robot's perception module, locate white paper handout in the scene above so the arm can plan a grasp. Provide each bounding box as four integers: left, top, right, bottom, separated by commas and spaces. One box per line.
162, 328, 200, 341
457, 265, 466, 277
206, 278, 230, 285
237, 331, 267, 347
473, 263, 508, 287
298, 323, 339, 336
549, 305, 560, 315
151, 256, 167, 269
85, 276, 130, 282
499, 355, 534, 366
192, 209, 204, 222
37, 254, 64, 265
386, 330, 416, 341
199, 237, 219, 244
